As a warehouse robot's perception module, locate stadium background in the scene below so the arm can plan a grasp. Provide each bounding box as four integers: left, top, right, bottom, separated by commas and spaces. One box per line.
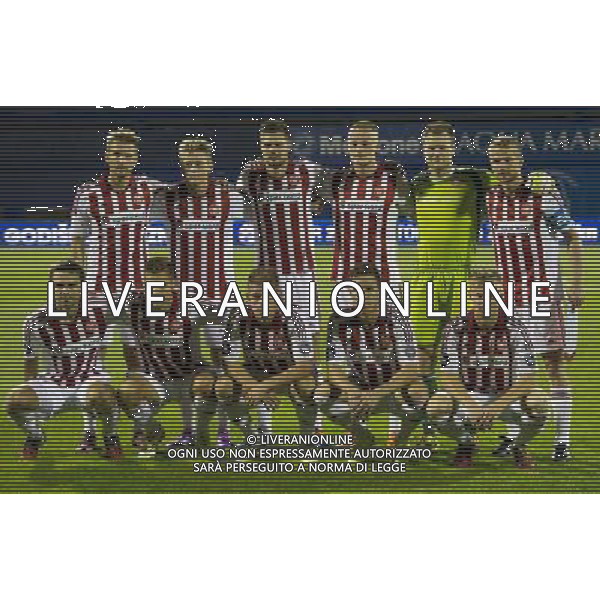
0, 107, 598, 492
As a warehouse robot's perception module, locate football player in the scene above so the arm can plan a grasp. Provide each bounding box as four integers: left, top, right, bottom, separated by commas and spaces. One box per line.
409, 121, 488, 370
152, 135, 247, 447
193, 267, 318, 443
388, 121, 488, 445
314, 263, 426, 447
71, 128, 163, 293
236, 118, 323, 433
6, 262, 120, 459
429, 269, 548, 469
486, 136, 583, 461
118, 256, 213, 452
328, 120, 408, 283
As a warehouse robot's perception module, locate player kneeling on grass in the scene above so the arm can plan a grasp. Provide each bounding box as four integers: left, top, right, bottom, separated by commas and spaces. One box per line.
7, 262, 120, 459
315, 263, 426, 447
429, 269, 548, 469
193, 268, 318, 443
119, 257, 213, 453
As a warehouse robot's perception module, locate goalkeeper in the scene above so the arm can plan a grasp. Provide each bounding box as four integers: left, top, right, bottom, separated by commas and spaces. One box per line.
407, 121, 488, 387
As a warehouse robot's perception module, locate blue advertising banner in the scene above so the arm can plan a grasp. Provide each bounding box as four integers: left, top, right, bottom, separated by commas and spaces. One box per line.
1, 218, 598, 248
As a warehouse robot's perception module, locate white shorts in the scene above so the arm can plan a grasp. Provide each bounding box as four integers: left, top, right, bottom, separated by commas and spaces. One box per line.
202, 303, 228, 356
514, 300, 578, 355
28, 372, 110, 418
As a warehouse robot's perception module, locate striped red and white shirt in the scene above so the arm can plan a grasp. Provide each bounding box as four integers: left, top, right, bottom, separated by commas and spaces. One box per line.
440, 315, 535, 398
24, 305, 111, 388
223, 310, 313, 380
237, 158, 323, 276
71, 173, 163, 293
330, 162, 407, 281
486, 179, 576, 307
327, 313, 417, 391
126, 293, 204, 382
153, 179, 241, 300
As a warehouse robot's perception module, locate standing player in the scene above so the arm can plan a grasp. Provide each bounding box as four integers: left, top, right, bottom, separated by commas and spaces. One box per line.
193, 268, 318, 442
70, 128, 163, 435
237, 119, 324, 433
390, 121, 487, 445
71, 128, 163, 294
153, 136, 246, 447
409, 122, 488, 365
429, 269, 547, 469
6, 262, 120, 459
329, 120, 408, 283
118, 257, 212, 452
327, 121, 410, 441
486, 136, 583, 461
314, 263, 425, 447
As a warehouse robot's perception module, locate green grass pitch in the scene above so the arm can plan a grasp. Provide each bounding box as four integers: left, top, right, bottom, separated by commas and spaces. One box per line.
1, 247, 599, 493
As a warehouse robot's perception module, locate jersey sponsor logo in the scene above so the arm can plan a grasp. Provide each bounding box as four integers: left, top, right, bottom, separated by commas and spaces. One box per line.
259, 191, 303, 204
104, 210, 148, 225
50, 336, 105, 355
179, 219, 221, 232
141, 334, 185, 346
494, 220, 534, 234
461, 354, 510, 368
339, 200, 384, 213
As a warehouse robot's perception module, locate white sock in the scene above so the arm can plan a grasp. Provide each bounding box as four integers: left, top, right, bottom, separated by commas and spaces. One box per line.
505, 423, 520, 440
388, 415, 402, 436
82, 412, 97, 434
552, 387, 572, 445
257, 406, 272, 434
314, 412, 323, 432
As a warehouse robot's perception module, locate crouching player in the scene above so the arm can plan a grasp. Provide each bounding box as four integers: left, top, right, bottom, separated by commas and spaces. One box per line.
429, 270, 548, 469
193, 268, 318, 443
315, 263, 426, 447
7, 262, 120, 459
119, 257, 212, 452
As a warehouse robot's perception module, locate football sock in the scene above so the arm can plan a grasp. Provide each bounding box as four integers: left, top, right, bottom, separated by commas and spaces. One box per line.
505, 423, 520, 440
82, 412, 97, 434
552, 387, 572, 445
257, 406, 273, 434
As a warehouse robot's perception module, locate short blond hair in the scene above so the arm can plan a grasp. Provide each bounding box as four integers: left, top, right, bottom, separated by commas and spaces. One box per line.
488, 135, 522, 154
421, 121, 455, 140
105, 128, 140, 148
178, 136, 214, 156
349, 120, 379, 134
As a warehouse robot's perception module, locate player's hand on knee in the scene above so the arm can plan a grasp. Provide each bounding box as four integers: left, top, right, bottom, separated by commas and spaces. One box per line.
352, 394, 376, 420
470, 404, 497, 431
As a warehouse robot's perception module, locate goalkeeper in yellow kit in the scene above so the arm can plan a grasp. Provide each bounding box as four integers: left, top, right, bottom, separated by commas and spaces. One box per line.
408, 121, 488, 388
388, 121, 488, 444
